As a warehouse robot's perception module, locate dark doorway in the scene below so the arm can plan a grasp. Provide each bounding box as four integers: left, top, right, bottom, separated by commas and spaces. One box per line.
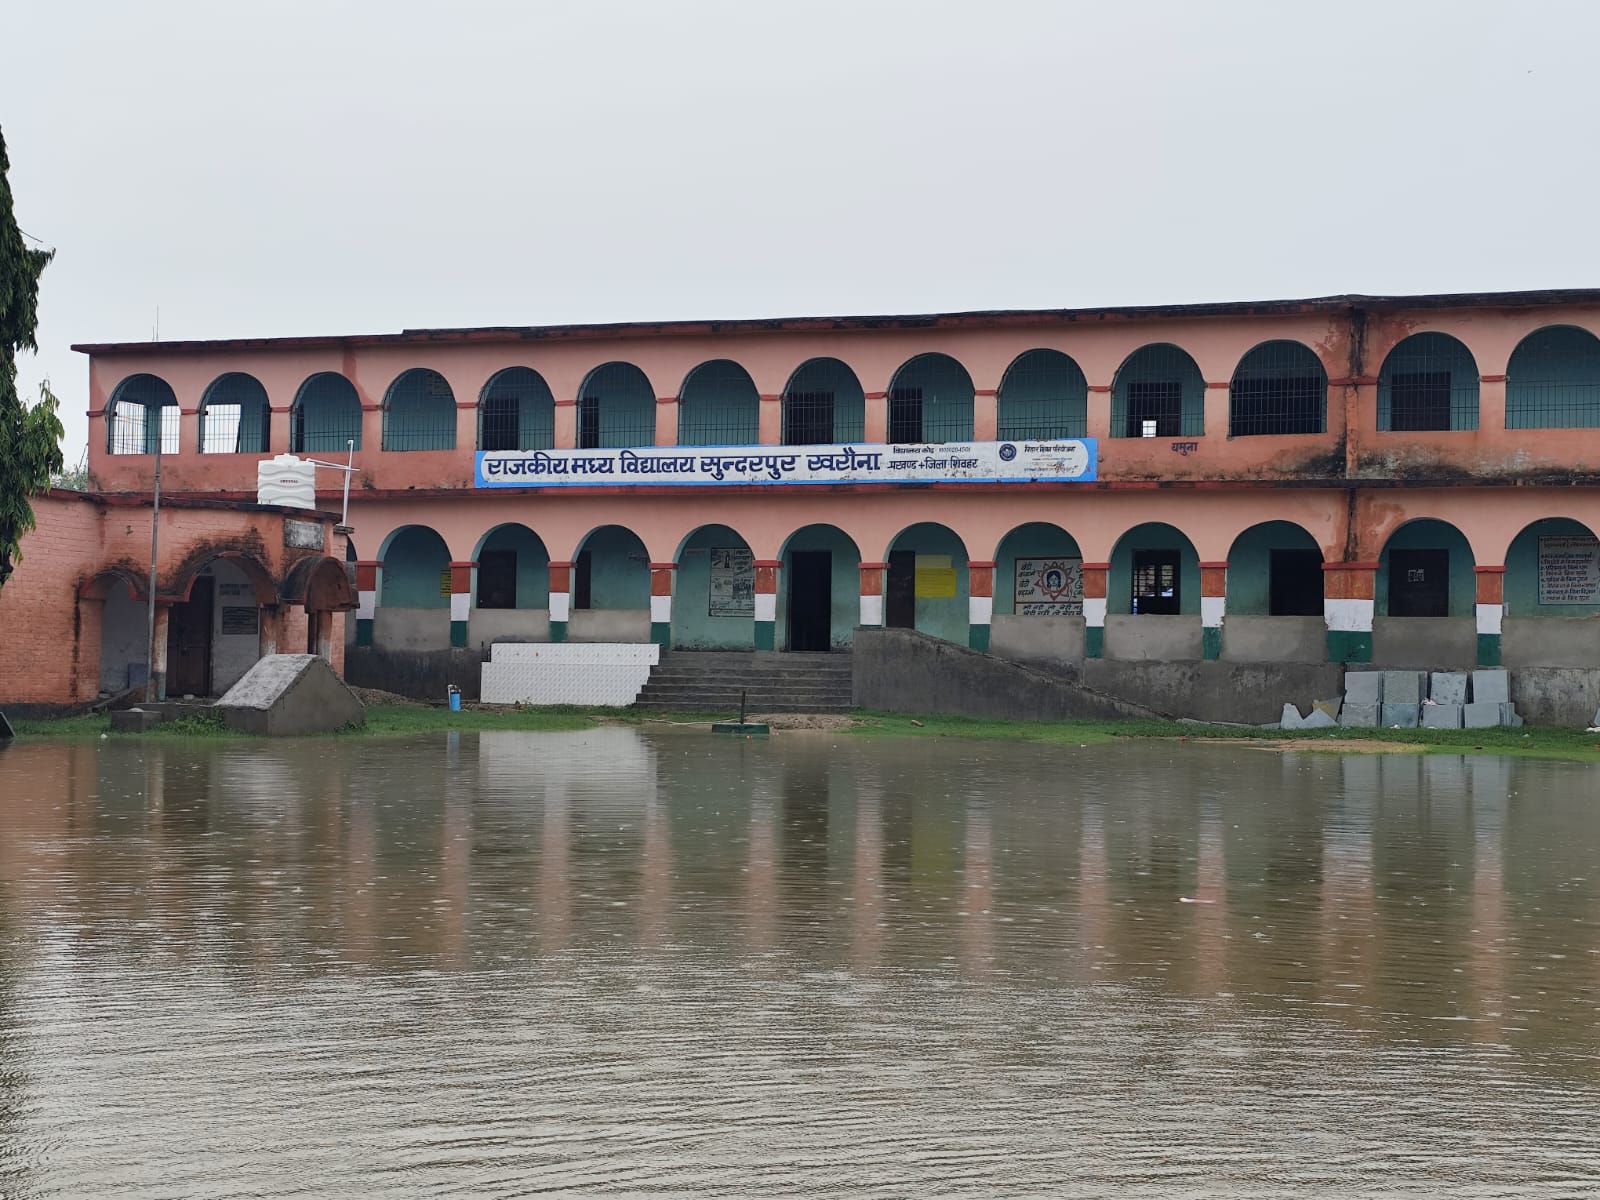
573, 550, 593, 610
1388, 548, 1449, 617
478, 550, 517, 609
787, 551, 832, 651
1131, 549, 1180, 614
167, 577, 215, 696
886, 550, 916, 628
1269, 549, 1324, 616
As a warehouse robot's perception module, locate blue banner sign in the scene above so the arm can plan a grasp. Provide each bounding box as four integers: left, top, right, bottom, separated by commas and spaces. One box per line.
475, 439, 1097, 488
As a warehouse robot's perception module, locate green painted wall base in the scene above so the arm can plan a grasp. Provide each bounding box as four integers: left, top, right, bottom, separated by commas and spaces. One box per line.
968, 623, 991, 652
1202, 626, 1222, 660
549, 620, 568, 643
1085, 625, 1104, 658
755, 621, 775, 651
1326, 630, 1372, 662
450, 620, 468, 648
1477, 633, 1501, 666
355, 618, 373, 647
650, 621, 671, 647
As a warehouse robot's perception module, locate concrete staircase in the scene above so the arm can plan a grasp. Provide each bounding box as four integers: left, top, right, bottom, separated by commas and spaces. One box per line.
633, 650, 853, 714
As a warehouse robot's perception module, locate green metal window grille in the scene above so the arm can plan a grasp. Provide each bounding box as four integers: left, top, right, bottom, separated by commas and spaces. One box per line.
199, 373, 270, 454
292, 373, 363, 453
1506, 325, 1600, 429
1377, 333, 1478, 432
782, 358, 865, 445
478, 367, 555, 451
1111, 344, 1205, 437
997, 349, 1088, 439
887, 353, 974, 443
678, 359, 760, 445
579, 361, 657, 448
106, 374, 179, 455
1229, 341, 1327, 436
383, 368, 457, 451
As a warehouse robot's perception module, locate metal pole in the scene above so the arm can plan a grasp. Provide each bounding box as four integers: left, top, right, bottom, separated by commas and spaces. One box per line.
144, 419, 163, 703
342, 438, 353, 525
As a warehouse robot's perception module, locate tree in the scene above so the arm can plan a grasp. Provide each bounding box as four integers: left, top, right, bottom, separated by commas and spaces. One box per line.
0, 126, 64, 590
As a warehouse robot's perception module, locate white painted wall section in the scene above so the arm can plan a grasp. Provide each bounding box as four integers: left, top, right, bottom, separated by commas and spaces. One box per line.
480, 642, 661, 706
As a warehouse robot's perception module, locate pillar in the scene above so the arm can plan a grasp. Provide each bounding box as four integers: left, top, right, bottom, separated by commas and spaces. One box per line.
1081, 562, 1109, 658
268, 405, 291, 453
312, 609, 335, 661
448, 561, 475, 648
655, 396, 678, 446
1324, 561, 1377, 662
553, 398, 577, 449
754, 560, 779, 650
360, 402, 383, 454
968, 560, 995, 652
548, 561, 572, 643
354, 561, 380, 647
973, 389, 998, 442
1475, 565, 1505, 666
1478, 375, 1507, 434
280, 604, 311, 657
179, 406, 200, 454
1202, 380, 1229, 438
258, 603, 281, 657
864, 391, 888, 443
650, 563, 676, 647
149, 603, 170, 701
758, 394, 782, 444
1086, 385, 1112, 441
859, 562, 887, 627
1200, 561, 1227, 660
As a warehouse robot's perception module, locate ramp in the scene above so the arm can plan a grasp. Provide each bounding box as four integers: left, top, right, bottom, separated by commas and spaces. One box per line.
216, 654, 365, 736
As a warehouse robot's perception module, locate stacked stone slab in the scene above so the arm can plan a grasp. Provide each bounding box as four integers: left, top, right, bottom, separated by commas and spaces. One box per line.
1333, 667, 1520, 729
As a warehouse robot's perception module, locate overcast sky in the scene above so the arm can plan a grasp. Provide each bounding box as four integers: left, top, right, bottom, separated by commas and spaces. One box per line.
6, 0, 1598, 461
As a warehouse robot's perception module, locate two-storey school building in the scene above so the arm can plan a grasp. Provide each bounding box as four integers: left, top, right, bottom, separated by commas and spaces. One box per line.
48, 288, 1600, 716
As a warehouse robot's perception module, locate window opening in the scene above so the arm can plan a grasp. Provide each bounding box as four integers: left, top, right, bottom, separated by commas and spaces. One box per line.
1132, 549, 1180, 614
1127, 382, 1182, 438
481, 395, 520, 452
1268, 548, 1324, 615
783, 391, 834, 445
1389, 372, 1452, 432
477, 550, 517, 609
888, 387, 923, 443
578, 397, 601, 449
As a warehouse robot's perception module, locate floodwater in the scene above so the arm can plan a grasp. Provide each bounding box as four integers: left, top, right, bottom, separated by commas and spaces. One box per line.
0, 731, 1598, 1198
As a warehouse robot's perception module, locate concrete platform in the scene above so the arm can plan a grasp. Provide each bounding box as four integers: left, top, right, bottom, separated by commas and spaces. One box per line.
216, 654, 364, 736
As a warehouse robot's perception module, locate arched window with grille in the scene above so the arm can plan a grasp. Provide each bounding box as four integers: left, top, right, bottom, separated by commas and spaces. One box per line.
781, 358, 865, 445
291, 373, 362, 453
382, 368, 457, 451
678, 360, 759, 445
1506, 326, 1600, 429
478, 367, 555, 451
199, 373, 270, 453
997, 350, 1088, 439
105, 374, 179, 455
886, 353, 974, 444
1229, 341, 1327, 436
1377, 333, 1478, 432
1110, 344, 1204, 438
576, 362, 656, 448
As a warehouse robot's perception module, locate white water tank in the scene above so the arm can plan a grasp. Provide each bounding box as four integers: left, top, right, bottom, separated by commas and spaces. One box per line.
256, 455, 317, 509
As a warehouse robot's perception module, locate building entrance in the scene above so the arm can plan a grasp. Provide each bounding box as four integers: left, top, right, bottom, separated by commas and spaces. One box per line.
1389, 548, 1450, 617
787, 551, 832, 651
167, 577, 214, 696
886, 551, 916, 628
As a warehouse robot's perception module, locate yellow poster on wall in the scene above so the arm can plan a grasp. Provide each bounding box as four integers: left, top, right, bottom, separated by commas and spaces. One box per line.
439, 567, 453, 599
914, 555, 958, 598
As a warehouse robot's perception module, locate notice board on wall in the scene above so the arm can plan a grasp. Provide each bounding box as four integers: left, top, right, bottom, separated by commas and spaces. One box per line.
1538, 535, 1600, 604
709, 547, 755, 617
914, 555, 958, 599
1014, 557, 1084, 616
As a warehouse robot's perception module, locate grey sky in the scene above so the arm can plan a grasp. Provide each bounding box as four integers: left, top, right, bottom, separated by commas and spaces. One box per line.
6, 0, 1598, 462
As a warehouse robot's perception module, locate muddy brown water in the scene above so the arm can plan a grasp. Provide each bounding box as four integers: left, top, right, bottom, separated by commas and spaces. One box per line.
1, 730, 1597, 1197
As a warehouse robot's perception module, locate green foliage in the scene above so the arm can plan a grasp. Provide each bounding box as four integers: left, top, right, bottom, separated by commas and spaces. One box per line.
0, 126, 65, 590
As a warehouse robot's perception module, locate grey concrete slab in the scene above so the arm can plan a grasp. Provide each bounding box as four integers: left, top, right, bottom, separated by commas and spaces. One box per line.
1382, 702, 1419, 728
1421, 703, 1462, 729
1430, 672, 1468, 705
1508, 704, 1525, 727
1280, 703, 1306, 729
1302, 708, 1338, 729
110, 708, 163, 732
1464, 701, 1503, 728
1344, 672, 1384, 705
1383, 671, 1424, 705
217, 654, 365, 736
1340, 703, 1379, 728
1312, 697, 1342, 719
1472, 669, 1510, 705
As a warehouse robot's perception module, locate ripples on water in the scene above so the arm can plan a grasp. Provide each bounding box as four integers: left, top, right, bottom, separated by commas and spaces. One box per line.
1, 730, 1598, 1197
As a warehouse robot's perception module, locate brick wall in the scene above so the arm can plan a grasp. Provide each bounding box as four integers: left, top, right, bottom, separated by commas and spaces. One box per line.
0, 493, 107, 705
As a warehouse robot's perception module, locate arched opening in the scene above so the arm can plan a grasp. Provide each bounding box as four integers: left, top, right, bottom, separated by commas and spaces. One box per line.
885, 522, 969, 642
478, 367, 555, 452
106, 374, 178, 456
1111, 345, 1204, 439
997, 350, 1088, 440
470, 523, 551, 645
571, 525, 650, 641
1377, 333, 1479, 432
672, 524, 755, 649
1503, 517, 1600, 668
164, 555, 276, 696
1506, 326, 1600, 429
378, 525, 452, 650
85, 570, 148, 695
1229, 341, 1327, 436
281, 554, 357, 662
199, 373, 270, 454
382, 368, 456, 451
1108, 522, 1201, 659
991, 522, 1083, 663
577, 362, 655, 449
678, 360, 759, 446
1225, 521, 1323, 615
292, 373, 363, 453
782, 358, 865, 446
779, 524, 862, 652
1376, 519, 1475, 617
887, 353, 974, 444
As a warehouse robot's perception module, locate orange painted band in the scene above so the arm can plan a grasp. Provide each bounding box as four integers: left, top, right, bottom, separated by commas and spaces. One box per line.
649, 562, 678, 571
1473, 565, 1507, 573
1322, 561, 1379, 571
